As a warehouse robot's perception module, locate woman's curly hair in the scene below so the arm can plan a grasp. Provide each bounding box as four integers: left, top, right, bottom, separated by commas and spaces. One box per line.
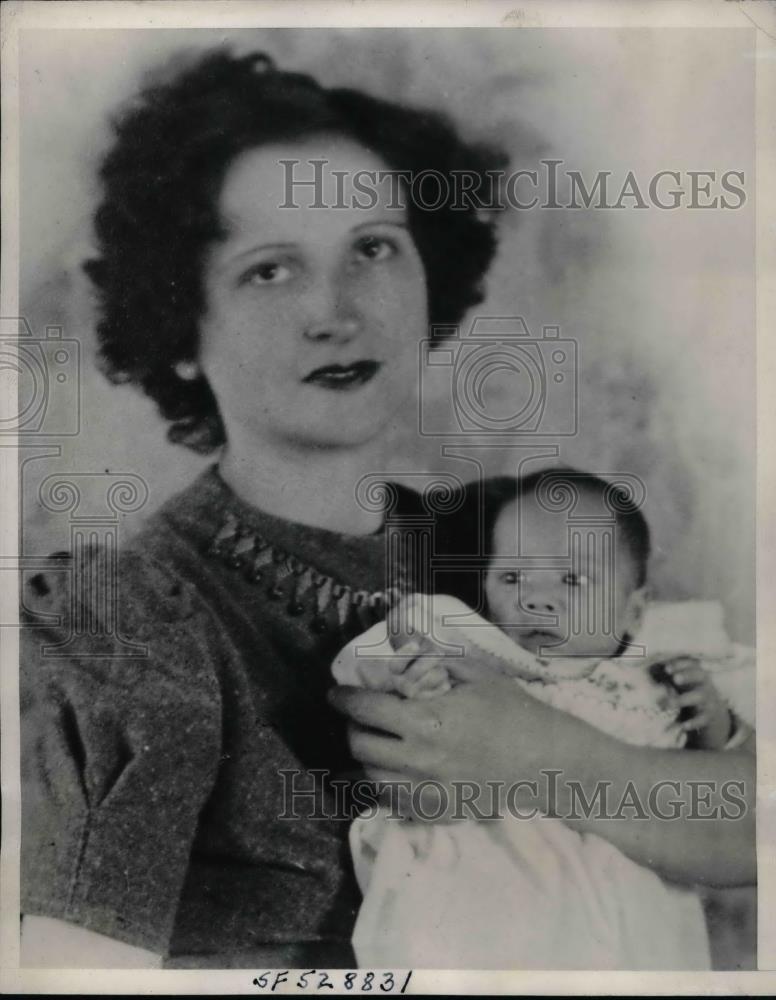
85, 48, 508, 451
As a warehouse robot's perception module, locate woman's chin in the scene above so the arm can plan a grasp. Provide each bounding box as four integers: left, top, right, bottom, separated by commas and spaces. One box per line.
274, 400, 408, 451
275, 420, 394, 452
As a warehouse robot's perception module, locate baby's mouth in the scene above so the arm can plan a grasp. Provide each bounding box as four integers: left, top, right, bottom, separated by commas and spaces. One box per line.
514, 628, 563, 648
302, 360, 381, 390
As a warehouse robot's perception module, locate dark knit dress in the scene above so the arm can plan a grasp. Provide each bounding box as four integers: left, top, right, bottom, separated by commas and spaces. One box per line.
21, 465, 428, 967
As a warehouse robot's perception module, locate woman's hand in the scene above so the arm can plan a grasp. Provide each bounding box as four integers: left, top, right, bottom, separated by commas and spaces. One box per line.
328, 651, 756, 887
329, 652, 589, 815
329, 672, 553, 822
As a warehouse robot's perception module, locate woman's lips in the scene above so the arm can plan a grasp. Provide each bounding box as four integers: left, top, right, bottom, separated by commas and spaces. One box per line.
302, 360, 381, 390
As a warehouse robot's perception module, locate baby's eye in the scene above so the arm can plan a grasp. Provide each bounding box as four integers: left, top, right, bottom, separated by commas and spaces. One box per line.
242, 261, 293, 286
353, 235, 396, 262
500, 570, 522, 585
562, 572, 589, 587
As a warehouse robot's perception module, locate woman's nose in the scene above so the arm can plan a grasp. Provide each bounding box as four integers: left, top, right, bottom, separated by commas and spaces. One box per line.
302, 273, 362, 343
304, 314, 360, 343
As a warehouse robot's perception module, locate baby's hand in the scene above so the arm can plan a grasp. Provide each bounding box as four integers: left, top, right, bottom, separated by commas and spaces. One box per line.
354, 638, 452, 699
390, 648, 453, 700
662, 657, 732, 749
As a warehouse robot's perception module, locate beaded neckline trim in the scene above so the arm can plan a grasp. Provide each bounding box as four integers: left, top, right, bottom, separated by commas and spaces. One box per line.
207, 511, 404, 636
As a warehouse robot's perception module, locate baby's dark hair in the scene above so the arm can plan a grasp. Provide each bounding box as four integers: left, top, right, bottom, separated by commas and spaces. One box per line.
481, 467, 651, 588
84, 48, 507, 451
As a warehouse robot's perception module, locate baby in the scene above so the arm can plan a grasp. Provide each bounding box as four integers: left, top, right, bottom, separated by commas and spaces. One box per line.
333, 468, 754, 969
475, 469, 739, 748
338, 469, 746, 747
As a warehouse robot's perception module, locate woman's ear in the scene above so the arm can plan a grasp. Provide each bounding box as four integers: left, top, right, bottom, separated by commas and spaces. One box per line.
624, 585, 649, 637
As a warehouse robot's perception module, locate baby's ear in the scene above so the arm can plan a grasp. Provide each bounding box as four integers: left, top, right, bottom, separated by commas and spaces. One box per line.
625, 585, 649, 635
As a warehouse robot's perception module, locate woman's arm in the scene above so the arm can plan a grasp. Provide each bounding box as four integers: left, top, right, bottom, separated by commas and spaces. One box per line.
552, 733, 755, 887
329, 667, 755, 887
21, 550, 223, 961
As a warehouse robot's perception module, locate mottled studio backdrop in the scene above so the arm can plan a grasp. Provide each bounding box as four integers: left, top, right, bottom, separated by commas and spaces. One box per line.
19, 27, 755, 642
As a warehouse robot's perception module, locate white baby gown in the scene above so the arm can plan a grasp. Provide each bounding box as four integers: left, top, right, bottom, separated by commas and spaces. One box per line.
333, 597, 754, 970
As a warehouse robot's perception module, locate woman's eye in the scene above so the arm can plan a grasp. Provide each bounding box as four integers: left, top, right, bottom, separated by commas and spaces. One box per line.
242, 261, 292, 286
501, 571, 521, 585
354, 235, 396, 262
562, 572, 589, 587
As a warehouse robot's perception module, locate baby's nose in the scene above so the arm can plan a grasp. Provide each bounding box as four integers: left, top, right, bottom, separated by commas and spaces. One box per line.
524, 597, 558, 613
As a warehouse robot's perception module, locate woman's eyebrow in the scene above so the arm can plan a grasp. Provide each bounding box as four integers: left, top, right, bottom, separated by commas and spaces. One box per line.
351, 220, 409, 232
226, 242, 297, 264
219, 222, 410, 268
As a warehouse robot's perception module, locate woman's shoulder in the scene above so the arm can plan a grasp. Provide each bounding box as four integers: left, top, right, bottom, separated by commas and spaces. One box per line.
22, 539, 206, 638
19, 475, 236, 689
125, 463, 229, 570
21, 549, 222, 723
23, 466, 225, 624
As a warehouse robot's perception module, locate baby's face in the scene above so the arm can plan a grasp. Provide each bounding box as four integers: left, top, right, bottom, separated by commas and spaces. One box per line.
484, 494, 645, 658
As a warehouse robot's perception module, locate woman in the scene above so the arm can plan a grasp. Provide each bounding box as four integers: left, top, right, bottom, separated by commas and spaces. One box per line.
19, 47, 503, 969
20, 47, 754, 970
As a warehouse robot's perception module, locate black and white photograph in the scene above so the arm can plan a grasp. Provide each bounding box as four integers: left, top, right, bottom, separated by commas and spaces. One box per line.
1, 0, 774, 992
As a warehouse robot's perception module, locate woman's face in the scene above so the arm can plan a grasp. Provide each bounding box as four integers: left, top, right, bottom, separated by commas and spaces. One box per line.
199, 135, 428, 453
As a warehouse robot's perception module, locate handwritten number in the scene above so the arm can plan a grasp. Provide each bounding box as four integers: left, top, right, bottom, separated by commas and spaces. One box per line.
255, 968, 412, 993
